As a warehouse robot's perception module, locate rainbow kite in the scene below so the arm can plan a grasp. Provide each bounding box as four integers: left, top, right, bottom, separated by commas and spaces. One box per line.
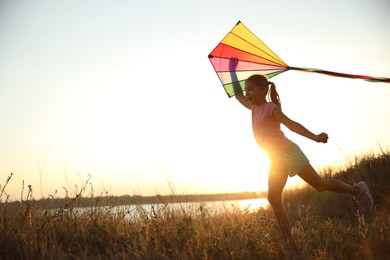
208, 21, 390, 97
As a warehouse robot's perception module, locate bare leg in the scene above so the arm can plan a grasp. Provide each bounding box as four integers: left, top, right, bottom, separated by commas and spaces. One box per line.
298, 164, 359, 195
267, 163, 295, 245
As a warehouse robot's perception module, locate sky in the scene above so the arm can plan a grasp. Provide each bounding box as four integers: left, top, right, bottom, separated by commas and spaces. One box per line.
1, 0, 389, 200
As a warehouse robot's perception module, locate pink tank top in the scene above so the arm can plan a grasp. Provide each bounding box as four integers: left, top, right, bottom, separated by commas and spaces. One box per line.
251, 102, 292, 155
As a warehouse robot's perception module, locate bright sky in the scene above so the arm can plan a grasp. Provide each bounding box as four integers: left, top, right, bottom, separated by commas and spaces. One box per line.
1, 0, 389, 200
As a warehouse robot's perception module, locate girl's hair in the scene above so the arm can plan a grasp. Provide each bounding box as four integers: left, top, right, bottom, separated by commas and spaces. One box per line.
246, 75, 281, 108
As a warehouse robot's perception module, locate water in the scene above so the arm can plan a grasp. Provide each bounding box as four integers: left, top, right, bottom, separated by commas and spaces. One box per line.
76, 198, 270, 220
222, 198, 269, 210
59, 198, 270, 222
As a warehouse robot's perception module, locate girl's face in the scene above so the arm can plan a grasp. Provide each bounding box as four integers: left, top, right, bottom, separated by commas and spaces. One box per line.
244, 81, 267, 105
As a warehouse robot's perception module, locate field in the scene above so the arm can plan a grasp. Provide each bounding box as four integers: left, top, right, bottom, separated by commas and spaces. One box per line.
1, 152, 390, 259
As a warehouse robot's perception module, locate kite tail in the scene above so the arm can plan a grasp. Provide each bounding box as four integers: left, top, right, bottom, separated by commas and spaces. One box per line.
287, 66, 390, 83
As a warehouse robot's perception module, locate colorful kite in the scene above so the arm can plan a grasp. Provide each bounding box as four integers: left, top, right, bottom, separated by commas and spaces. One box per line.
208, 21, 390, 97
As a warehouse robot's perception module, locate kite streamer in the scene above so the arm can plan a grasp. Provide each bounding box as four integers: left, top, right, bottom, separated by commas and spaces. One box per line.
208, 21, 390, 97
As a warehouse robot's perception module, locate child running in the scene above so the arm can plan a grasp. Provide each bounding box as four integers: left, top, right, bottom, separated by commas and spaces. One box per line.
230, 61, 373, 246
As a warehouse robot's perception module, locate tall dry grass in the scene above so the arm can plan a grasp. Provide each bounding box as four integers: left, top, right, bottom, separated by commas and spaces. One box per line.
1, 152, 389, 259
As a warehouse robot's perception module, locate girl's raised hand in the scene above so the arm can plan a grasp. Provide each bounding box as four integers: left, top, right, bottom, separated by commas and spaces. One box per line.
315, 132, 329, 143
229, 58, 239, 70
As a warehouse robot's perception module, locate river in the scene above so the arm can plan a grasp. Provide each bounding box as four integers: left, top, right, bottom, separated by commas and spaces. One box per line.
75, 198, 270, 221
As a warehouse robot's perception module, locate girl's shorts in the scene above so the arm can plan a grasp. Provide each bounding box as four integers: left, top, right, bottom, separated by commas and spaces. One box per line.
277, 142, 309, 177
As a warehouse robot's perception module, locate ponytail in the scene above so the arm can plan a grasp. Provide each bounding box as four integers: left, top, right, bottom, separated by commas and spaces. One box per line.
268, 82, 281, 109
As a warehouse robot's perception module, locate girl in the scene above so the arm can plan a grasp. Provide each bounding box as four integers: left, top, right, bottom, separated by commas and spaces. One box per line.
233, 73, 373, 246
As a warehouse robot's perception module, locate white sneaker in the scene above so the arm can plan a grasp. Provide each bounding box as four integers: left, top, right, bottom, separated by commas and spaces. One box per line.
353, 181, 374, 215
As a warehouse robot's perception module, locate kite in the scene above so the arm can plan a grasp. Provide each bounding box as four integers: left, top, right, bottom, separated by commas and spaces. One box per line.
208, 21, 390, 97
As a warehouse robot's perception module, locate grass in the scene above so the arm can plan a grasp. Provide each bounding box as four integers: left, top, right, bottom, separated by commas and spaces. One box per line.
1, 152, 390, 259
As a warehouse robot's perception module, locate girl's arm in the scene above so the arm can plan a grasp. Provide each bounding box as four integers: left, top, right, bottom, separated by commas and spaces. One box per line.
229, 59, 251, 109
272, 107, 328, 143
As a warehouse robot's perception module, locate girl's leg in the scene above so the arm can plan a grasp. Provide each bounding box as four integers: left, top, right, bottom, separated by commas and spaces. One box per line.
298, 164, 359, 196
267, 164, 295, 244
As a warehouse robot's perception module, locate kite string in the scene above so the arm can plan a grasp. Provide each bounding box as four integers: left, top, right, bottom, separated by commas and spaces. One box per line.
287, 66, 390, 83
